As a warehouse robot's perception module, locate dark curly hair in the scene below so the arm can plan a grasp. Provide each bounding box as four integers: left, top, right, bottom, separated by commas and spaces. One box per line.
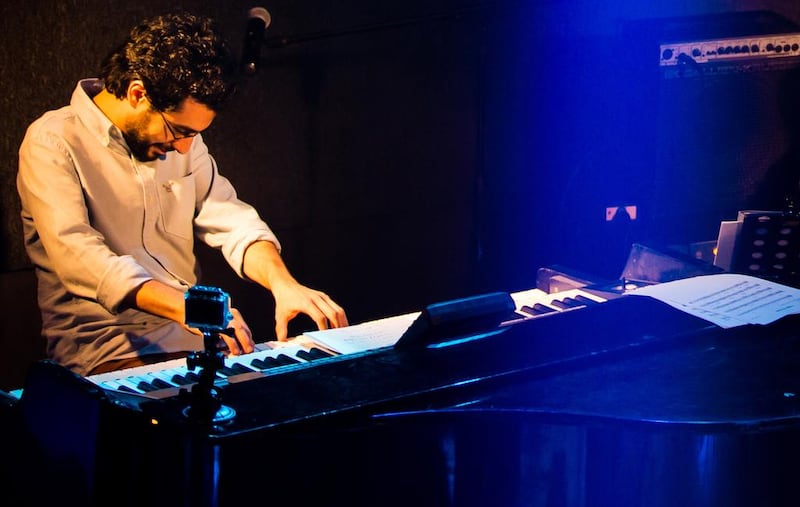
100, 12, 238, 112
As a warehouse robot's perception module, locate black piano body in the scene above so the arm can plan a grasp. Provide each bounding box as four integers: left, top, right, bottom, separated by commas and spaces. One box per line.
7, 294, 800, 507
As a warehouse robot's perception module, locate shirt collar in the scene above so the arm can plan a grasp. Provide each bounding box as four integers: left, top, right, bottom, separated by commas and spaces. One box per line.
71, 78, 127, 151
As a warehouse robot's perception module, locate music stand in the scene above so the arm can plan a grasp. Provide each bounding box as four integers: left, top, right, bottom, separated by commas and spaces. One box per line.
394, 292, 515, 348
718, 210, 800, 285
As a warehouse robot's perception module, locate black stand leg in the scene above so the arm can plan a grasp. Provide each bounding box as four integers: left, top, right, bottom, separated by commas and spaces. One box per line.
182, 330, 236, 424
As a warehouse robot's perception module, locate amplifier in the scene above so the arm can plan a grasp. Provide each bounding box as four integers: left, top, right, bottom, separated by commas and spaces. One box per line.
659, 33, 800, 77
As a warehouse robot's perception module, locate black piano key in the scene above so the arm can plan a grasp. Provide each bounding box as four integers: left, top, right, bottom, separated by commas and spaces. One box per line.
217, 367, 238, 377
136, 381, 159, 392
247, 354, 303, 371
558, 297, 585, 309
116, 384, 139, 394
501, 310, 527, 323
574, 294, 600, 306
275, 353, 301, 366
229, 363, 256, 374
170, 374, 193, 386
549, 299, 571, 310
150, 378, 174, 389
294, 350, 315, 361
520, 304, 557, 316
254, 356, 293, 369
185, 372, 201, 383
308, 347, 334, 359
258, 357, 283, 369
534, 303, 558, 314
296, 348, 334, 361
250, 358, 271, 370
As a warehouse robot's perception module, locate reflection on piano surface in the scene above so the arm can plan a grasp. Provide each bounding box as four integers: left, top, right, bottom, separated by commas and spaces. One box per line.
9, 282, 800, 507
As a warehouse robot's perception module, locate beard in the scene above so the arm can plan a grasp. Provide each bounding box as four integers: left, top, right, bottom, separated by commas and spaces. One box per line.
122, 115, 171, 162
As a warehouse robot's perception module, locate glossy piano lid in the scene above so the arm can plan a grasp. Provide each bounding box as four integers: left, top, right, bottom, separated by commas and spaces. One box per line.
461, 317, 800, 429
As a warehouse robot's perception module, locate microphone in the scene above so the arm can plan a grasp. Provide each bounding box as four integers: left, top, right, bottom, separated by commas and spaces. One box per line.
241, 7, 271, 75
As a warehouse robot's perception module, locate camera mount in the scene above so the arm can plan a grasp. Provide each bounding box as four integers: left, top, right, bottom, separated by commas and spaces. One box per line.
181, 286, 237, 424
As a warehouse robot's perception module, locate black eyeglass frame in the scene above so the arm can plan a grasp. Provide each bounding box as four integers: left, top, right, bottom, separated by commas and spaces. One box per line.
157, 110, 199, 142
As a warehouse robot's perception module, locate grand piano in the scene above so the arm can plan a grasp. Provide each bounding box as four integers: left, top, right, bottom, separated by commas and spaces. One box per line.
5, 272, 800, 507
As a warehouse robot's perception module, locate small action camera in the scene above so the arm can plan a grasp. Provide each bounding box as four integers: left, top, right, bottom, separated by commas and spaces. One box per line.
184, 285, 233, 332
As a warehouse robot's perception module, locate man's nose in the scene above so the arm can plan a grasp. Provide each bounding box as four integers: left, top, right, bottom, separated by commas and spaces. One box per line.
172, 136, 194, 154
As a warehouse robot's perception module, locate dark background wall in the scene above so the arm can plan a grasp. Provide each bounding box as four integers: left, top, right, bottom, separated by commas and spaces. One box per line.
2, 0, 800, 390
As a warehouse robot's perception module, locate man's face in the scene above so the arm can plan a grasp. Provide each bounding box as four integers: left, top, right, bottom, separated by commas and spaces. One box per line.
123, 97, 216, 162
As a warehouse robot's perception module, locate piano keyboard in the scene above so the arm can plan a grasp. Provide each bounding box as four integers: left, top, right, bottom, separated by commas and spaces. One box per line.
83, 287, 609, 400
88, 342, 337, 399
505, 286, 608, 323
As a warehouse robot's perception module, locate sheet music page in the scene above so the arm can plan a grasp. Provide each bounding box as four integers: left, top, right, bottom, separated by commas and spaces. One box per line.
301, 311, 421, 354
629, 273, 800, 328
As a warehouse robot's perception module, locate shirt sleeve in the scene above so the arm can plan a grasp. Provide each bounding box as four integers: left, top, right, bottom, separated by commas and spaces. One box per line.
188, 139, 281, 278
17, 126, 153, 313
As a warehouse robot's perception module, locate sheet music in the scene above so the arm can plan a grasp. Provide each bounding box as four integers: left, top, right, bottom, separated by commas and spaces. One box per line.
629, 273, 800, 328
301, 311, 421, 354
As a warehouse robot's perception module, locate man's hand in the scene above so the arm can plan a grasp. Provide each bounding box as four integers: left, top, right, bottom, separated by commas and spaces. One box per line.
129, 280, 255, 354
184, 307, 255, 355
242, 240, 349, 341
223, 307, 256, 354
270, 280, 349, 341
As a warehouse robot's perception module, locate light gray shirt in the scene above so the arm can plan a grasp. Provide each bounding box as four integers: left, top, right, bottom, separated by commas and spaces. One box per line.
17, 79, 280, 375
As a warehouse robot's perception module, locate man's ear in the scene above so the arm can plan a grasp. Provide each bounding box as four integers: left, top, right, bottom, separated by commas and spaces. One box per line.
126, 80, 148, 110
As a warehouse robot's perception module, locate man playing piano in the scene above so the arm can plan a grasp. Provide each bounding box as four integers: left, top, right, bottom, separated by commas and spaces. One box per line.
16, 11, 348, 376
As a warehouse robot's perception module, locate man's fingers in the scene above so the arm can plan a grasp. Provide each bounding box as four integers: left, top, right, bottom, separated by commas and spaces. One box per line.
317, 293, 348, 328
307, 292, 348, 331
219, 333, 242, 355
224, 308, 254, 355
272, 288, 348, 341
274, 317, 289, 342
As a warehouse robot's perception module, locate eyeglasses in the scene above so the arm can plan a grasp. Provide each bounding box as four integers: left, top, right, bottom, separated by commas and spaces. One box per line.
157, 110, 199, 143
